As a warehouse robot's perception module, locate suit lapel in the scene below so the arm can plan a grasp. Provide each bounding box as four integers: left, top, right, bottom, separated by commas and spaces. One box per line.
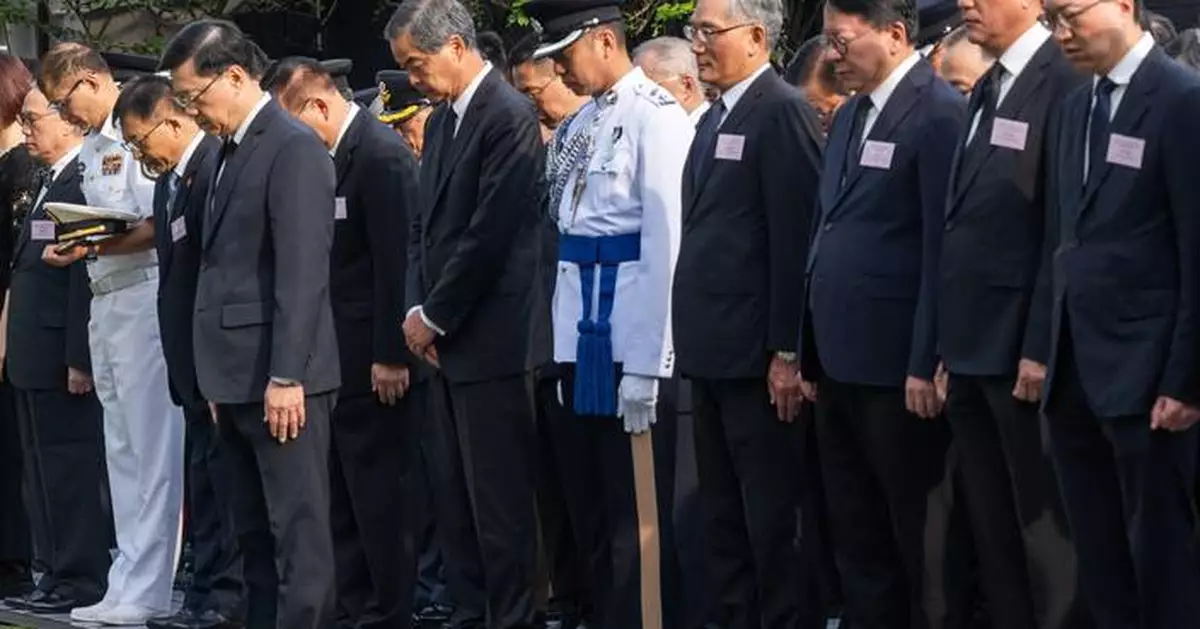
831, 59, 930, 213
429, 71, 499, 213
204, 102, 279, 249
950, 42, 1057, 213
1076, 48, 1161, 222
687, 70, 774, 219
820, 97, 856, 218
333, 111, 364, 189
16, 163, 76, 261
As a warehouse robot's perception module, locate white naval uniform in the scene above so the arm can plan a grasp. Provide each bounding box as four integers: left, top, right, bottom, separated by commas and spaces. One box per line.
80, 117, 183, 613
551, 67, 693, 383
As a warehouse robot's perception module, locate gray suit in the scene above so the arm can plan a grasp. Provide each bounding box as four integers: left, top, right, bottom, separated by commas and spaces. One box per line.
195, 99, 340, 629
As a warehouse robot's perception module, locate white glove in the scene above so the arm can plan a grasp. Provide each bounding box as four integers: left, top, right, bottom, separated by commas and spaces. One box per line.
617, 375, 658, 435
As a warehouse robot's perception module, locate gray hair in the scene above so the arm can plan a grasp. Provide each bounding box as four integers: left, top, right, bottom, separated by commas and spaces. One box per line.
728, 0, 784, 48
384, 0, 477, 53
633, 37, 699, 80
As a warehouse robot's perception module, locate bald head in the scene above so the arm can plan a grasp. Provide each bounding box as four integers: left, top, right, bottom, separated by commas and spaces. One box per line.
634, 37, 706, 113
939, 29, 992, 95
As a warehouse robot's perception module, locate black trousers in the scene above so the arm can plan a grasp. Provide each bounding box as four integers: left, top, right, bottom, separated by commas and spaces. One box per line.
330, 392, 417, 629
217, 393, 337, 629
691, 377, 823, 629
12, 385, 110, 601
1044, 336, 1200, 629
814, 377, 958, 629
413, 380, 449, 611
551, 367, 680, 629
182, 404, 243, 617
0, 382, 29, 567
946, 373, 1090, 629
425, 372, 540, 629
533, 371, 590, 620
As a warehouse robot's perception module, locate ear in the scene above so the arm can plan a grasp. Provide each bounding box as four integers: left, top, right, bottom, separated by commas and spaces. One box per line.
751, 23, 768, 49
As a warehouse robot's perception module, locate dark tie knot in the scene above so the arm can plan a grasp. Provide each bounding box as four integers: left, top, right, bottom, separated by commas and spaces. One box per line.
1095, 76, 1116, 99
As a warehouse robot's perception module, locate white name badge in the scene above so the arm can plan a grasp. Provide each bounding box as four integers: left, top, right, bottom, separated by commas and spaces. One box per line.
335, 197, 348, 220
860, 140, 895, 170
990, 118, 1029, 151
1106, 133, 1145, 170
30, 220, 54, 241
171, 216, 187, 242
714, 134, 745, 161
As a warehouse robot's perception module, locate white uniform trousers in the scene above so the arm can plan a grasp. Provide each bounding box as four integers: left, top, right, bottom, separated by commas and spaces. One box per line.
88, 277, 184, 612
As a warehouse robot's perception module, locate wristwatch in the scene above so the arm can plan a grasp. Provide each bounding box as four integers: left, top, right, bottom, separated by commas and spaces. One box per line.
270, 377, 301, 387
774, 351, 798, 363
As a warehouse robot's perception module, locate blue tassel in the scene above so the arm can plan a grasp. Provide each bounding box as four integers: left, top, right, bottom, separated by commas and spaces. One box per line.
594, 320, 615, 416
574, 319, 595, 415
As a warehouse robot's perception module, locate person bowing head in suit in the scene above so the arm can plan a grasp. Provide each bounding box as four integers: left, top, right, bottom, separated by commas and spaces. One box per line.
674, 0, 825, 627
159, 18, 342, 629
386, 1, 550, 627
111, 75, 244, 629
265, 55, 422, 629
1036, 0, 1200, 625
938, 0, 1091, 623
799, 0, 968, 625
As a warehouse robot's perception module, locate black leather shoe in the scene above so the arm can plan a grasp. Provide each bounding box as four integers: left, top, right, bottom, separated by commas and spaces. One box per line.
22, 590, 92, 614
416, 602, 454, 623
148, 608, 241, 629
4, 587, 50, 610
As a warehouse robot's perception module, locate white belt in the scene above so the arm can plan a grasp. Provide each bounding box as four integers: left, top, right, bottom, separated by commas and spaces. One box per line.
89, 265, 157, 296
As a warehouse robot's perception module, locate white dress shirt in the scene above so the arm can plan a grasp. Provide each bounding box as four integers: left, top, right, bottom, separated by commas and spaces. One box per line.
216, 93, 271, 184
33, 144, 83, 209
1084, 32, 1154, 177
330, 103, 360, 157
717, 62, 771, 127
450, 62, 493, 136
967, 22, 1052, 143
174, 132, 205, 179
861, 52, 923, 145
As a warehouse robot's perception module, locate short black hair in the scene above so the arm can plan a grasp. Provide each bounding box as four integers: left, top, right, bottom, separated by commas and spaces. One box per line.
158, 19, 270, 79
785, 35, 836, 89
1168, 27, 1200, 70
260, 56, 337, 109
477, 31, 507, 71
827, 0, 919, 41
113, 74, 181, 123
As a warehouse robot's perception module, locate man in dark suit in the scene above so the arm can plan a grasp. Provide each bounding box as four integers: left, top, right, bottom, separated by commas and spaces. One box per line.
937, 0, 1090, 626
800, 0, 966, 626
265, 56, 420, 629
160, 19, 341, 629
387, 0, 548, 626
673, 0, 824, 627
1038, 0, 1200, 625
112, 75, 243, 629
2, 86, 109, 614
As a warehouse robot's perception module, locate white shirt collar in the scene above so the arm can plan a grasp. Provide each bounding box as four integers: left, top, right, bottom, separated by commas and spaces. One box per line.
596, 67, 644, 106
997, 21, 1051, 79
689, 100, 711, 125
233, 93, 271, 144
174, 132, 206, 178
720, 62, 771, 114
868, 52, 922, 111
452, 62, 493, 121
330, 103, 360, 157
1100, 32, 1155, 88
98, 115, 123, 143
49, 144, 82, 181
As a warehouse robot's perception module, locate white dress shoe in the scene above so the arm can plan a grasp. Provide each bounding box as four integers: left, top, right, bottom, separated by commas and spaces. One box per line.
95, 604, 165, 626
70, 598, 118, 622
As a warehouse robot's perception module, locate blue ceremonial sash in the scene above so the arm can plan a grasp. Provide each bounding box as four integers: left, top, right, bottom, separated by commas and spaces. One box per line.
558, 232, 641, 416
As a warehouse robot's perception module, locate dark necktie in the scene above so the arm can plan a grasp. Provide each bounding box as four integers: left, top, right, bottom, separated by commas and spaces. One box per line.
691, 99, 726, 188
165, 171, 182, 216
1085, 77, 1116, 189
436, 108, 458, 181
841, 96, 872, 188
967, 63, 1004, 150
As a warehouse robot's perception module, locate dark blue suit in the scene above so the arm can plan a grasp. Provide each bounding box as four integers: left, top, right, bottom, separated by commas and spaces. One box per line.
1040, 45, 1200, 629
800, 57, 967, 629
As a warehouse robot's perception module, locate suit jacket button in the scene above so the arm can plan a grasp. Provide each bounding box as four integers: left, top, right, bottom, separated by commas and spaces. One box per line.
824, 223, 833, 232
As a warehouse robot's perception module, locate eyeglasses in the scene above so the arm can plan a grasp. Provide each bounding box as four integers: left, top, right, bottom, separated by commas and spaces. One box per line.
172, 71, 224, 110
47, 79, 83, 116
823, 31, 865, 56
121, 118, 167, 155
1045, 0, 1108, 31
17, 109, 57, 128
520, 78, 557, 101
683, 22, 755, 45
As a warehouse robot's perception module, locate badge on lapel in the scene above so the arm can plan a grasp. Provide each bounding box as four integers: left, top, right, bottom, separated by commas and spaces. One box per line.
101, 153, 124, 176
